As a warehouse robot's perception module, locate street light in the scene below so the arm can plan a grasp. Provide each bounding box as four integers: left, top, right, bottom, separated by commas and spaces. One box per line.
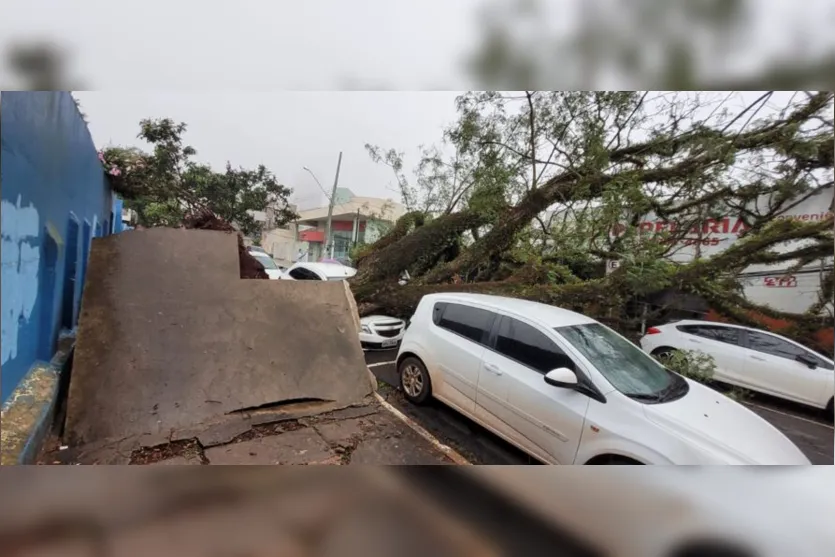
302, 153, 342, 259
302, 166, 332, 202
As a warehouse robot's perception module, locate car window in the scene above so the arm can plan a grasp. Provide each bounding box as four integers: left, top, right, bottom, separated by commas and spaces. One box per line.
288, 267, 323, 281
557, 323, 673, 396
746, 331, 830, 368
432, 302, 447, 325
253, 255, 278, 270
495, 317, 577, 374
679, 325, 741, 345
437, 303, 494, 345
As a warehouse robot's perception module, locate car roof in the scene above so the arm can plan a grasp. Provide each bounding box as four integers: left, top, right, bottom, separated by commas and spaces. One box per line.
669, 320, 835, 360
666, 319, 752, 330
422, 293, 596, 328
290, 261, 357, 278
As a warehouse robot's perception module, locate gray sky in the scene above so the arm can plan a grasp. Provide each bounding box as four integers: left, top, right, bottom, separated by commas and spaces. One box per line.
75, 91, 462, 209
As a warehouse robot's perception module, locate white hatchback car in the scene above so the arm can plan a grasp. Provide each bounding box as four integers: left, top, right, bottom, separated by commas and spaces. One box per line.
639, 320, 834, 417
396, 293, 809, 465
280, 262, 406, 349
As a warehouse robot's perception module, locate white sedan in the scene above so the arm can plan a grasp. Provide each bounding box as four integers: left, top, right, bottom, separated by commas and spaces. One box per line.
396, 293, 809, 464
280, 262, 406, 349
248, 250, 285, 280
639, 320, 834, 417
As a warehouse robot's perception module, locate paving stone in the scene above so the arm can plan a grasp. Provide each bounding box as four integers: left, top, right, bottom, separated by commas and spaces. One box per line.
196, 420, 253, 447
205, 429, 334, 465
349, 437, 452, 465
314, 417, 368, 445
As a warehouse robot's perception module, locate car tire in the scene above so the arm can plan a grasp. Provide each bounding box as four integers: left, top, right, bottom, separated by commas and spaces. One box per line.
398, 357, 432, 404
825, 398, 834, 423
652, 346, 680, 363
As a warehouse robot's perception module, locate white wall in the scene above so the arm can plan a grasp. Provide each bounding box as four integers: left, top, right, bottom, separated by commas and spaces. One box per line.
741, 269, 832, 315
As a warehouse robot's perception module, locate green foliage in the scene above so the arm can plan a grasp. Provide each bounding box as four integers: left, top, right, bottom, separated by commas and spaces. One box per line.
100, 118, 297, 236
654, 349, 716, 384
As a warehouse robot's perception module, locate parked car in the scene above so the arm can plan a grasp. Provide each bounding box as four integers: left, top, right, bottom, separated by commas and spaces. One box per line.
248, 245, 267, 254
639, 320, 835, 418
360, 315, 408, 350
280, 261, 357, 281
247, 250, 284, 279
281, 262, 406, 349
396, 293, 809, 465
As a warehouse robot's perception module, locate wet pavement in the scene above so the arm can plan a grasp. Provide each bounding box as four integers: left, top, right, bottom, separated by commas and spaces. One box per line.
365, 349, 834, 465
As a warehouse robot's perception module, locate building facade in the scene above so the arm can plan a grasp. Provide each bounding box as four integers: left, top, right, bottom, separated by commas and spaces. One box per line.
1, 91, 118, 402
262, 189, 405, 266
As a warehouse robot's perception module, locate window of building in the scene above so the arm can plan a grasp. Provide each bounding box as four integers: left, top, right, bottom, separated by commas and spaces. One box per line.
38, 231, 60, 360
61, 217, 80, 329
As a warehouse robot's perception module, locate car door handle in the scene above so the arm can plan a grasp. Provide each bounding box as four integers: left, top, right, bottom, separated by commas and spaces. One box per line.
688, 338, 702, 344
750, 355, 766, 362
484, 364, 503, 376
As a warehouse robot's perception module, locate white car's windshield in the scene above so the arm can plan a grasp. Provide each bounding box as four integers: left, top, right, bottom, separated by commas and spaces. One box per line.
556, 323, 673, 397
252, 254, 278, 270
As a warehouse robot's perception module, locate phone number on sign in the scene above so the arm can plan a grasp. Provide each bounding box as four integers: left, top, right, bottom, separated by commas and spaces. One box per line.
763, 276, 797, 288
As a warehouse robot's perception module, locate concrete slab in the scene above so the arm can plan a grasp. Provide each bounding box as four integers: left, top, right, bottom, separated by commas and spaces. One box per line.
65, 228, 375, 446
204, 429, 335, 465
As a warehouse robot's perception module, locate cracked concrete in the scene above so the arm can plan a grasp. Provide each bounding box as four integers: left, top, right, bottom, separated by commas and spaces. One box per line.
39, 399, 454, 465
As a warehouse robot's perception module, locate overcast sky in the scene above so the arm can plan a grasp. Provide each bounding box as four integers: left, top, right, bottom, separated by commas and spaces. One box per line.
75, 91, 463, 209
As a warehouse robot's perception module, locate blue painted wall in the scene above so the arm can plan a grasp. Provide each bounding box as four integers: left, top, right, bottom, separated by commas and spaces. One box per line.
1, 91, 115, 403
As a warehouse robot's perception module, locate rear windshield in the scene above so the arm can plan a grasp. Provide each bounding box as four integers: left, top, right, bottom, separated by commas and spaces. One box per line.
253, 255, 278, 270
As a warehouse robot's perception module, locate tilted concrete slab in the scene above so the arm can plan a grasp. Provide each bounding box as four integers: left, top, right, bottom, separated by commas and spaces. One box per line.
64, 228, 375, 446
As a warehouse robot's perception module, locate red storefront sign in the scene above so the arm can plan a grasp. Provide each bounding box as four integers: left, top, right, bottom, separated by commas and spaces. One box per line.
299, 230, 325, 243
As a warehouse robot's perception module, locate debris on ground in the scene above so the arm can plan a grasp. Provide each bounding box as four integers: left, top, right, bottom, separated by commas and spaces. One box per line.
40, 398, 455, 466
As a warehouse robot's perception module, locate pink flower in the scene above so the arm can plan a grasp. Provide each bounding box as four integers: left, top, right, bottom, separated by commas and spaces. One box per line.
98, 151, 106, 164
109, 166, 122, 177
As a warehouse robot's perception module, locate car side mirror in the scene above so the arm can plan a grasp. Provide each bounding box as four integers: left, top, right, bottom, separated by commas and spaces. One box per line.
796, 354, 818, 369
544, 367, 578, 388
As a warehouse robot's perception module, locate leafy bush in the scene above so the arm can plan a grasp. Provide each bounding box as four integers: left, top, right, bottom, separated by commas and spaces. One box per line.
655, 349, 716, 383
654, 349, 751, 401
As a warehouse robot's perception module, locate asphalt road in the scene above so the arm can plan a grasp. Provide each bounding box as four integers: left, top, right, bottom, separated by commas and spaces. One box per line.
365, 349, 834, 465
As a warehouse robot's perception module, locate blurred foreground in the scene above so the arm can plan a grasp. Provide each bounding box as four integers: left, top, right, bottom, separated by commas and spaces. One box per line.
1, 466, 833, 557
2, 0, 834, 89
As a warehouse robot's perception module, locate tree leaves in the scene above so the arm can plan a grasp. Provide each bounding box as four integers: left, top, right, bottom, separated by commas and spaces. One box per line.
102, 118, 297, 236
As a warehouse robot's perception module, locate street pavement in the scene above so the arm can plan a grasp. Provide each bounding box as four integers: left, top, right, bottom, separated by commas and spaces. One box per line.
365, 349, 834, 465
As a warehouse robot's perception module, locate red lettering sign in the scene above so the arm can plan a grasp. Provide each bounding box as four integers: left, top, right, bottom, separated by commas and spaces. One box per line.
763, 276, 797, 288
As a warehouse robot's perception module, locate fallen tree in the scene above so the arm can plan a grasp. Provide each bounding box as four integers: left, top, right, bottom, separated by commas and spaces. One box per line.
352, 91, 834, 354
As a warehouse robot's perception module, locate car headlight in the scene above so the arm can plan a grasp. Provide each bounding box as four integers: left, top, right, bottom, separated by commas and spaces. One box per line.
361, 325, 372, 334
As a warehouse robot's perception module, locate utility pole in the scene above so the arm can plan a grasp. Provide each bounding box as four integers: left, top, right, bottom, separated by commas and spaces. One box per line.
325, 151, 343, 259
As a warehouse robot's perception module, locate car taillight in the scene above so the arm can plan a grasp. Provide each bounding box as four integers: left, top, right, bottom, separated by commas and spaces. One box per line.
645, 327, 662, 335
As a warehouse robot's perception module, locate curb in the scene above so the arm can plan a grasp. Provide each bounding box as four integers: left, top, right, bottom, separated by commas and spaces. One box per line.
1, 334, 75, 465
374, 392, 472, 465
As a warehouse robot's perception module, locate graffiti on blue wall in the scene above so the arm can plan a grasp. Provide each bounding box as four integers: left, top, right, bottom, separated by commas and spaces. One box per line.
1, 195, 41, 365
1, 91, 115, 402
